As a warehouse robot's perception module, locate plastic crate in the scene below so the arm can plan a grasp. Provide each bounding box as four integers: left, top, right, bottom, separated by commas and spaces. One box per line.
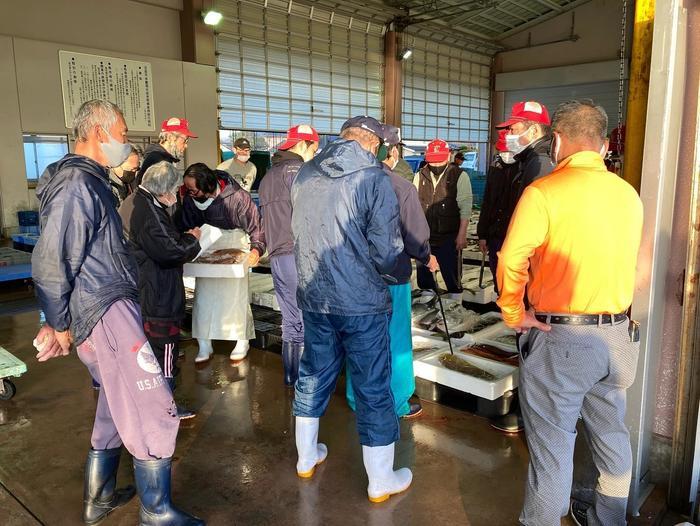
17, 211, 39, 227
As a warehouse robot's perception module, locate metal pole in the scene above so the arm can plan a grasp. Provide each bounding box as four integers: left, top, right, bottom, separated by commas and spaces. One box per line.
383, 30, 402, 127
622, 0, 655, 192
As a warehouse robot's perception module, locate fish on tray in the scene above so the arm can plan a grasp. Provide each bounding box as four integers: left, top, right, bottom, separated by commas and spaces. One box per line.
196, 248, 247, 264
438, 353, 498, 381
458, 344, 519, 366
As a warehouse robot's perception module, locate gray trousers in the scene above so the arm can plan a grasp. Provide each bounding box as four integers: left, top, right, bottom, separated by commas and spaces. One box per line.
518, 317, 640, 526
77, 300, 180, 460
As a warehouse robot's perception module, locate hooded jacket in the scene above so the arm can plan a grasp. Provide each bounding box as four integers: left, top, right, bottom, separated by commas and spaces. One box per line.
179, 172, 266, 256
258, 150, 304, 258
119, 187, 200, 322
291, 139, 403, 315
32, 154, 140, 345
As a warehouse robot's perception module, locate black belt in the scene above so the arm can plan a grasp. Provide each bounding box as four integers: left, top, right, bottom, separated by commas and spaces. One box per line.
535, 313, 628, 325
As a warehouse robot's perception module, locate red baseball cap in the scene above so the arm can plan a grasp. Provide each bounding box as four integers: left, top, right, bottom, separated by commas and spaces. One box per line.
161, 117, 197, 138
277, 124, 320, 150
495, 129, 508, 152
425, 139, 450, 163
497, 101, 550, 129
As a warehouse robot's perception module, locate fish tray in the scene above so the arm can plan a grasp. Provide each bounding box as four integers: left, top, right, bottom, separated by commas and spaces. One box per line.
472, 320, 518, 354
183, 260, 249, 279
411, 333, 452, 360
413, 348, 518, 401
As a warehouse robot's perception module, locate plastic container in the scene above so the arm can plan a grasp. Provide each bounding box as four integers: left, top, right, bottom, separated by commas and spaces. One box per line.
413, 347, 519, 401
183, 260, 249, 278
17, 211, 39, 226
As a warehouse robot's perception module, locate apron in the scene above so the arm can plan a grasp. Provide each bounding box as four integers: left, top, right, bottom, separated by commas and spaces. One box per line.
192, 229, 255, 341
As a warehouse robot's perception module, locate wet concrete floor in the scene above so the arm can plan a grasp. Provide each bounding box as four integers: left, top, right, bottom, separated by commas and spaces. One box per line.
0, 305, 663, 526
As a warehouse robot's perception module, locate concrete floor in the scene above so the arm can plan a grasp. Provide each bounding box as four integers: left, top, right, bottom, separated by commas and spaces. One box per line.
0, 303, 678, 526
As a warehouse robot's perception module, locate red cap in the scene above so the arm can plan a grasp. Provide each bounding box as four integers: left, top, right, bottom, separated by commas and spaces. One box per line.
495, 129, 508, 152
278, 124, 320, 150
161, 117, 197, 138
497, 101, 550, 129
425, 139, 450, 163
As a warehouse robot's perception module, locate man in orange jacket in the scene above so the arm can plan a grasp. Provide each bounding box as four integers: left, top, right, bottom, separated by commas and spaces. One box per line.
497, 99, 643, 526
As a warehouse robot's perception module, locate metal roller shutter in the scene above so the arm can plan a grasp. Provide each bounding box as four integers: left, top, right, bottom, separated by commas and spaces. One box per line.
216, 0, 384, 134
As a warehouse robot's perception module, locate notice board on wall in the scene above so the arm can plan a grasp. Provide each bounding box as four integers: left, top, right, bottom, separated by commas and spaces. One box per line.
58, 51, 155, 132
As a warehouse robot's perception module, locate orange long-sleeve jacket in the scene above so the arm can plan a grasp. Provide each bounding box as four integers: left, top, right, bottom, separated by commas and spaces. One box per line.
496, 151, 643, 327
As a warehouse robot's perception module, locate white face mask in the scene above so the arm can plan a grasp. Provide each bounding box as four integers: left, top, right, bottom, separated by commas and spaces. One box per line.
193, 197, 214, 211
599, 142, 608, 158
236, 154, 250, 163
499, 151, 516, 165
550, 134, 561, 165
100, 128, 131, 167
505, 126, 534, 155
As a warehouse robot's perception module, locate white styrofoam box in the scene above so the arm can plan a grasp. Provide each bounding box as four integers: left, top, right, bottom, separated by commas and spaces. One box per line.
183, 276, 196, 290
414, 348, 519, 401
411, 333, 451, 360
473, 319, 518, 354
183, 260, 249, 278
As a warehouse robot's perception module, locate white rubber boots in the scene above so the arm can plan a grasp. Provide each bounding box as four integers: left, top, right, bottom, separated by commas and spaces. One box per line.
295, 417, 328, 478
362, 444, 413, 503
229, 340, 250, 362
194, 339, 213, 364
295, 417, 412, 503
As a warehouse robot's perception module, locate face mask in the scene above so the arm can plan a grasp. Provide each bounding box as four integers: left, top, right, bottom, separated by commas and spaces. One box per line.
376, 144, 388, 163
120, 169, 137, 184
237, 154, 250, 163
428, 164, 446, 176
599, 143, 608, 158
390, 158, 399, 170
100, 128, 131, 167
499, 151, 516, 165
193, 196, 214, 211
505, 126, 534, 155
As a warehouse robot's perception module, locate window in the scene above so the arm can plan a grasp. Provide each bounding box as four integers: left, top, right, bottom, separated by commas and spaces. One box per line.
23, 134, 69, 182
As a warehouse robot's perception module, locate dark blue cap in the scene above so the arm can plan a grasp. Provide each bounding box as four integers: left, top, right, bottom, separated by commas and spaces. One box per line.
381, 125, 404, 146
340, 116, 384, 139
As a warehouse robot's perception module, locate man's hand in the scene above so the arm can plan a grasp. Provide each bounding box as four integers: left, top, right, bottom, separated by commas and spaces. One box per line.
34, 325, 72, 362
478, 239, 488, 254
426, 255, 439, 273
187, 227, 202, 240
512, 310, 551, 335
247, 249, 261, 267
456, 236, 467, 251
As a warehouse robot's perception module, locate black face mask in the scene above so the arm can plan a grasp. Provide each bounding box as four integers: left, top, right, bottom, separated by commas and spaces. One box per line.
120, 170, 137, 184
428, 164, 446, 176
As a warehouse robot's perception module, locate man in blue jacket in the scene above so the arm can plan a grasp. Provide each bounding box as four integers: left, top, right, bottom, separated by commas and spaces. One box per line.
346, 125, 438, 419
31, 100, 203, 526
291, 116, 411, 503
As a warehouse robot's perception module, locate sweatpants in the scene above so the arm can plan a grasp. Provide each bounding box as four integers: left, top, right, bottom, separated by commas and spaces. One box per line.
346, 283, 414, 416
518, 317, 640, 526
143, 319, 181, 380
77, 300, 179, 460
416, 237, 462, 293
270, 253, 304, 344
294, 311, 399, 447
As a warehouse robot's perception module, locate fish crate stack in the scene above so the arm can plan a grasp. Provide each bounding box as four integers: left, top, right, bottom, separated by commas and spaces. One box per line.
249, 272, 280, 311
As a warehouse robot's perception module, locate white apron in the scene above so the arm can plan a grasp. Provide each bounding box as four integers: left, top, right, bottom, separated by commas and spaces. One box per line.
192, 229, 255, 341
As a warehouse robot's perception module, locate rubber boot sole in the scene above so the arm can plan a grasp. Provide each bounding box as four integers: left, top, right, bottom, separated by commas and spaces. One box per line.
367, 482, 412, 503
297, 454, 327, 479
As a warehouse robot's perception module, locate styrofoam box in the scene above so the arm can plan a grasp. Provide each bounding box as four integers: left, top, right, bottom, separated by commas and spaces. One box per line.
414, 348, 519, 401
252, 290, 280, 311
183, 260, 249, 278
472, 320, 518, 354
411, 331, 453, 360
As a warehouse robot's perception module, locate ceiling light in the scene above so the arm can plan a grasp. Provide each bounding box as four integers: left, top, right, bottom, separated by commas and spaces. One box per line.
399, 48, 413, 60
202, 10, 223, 26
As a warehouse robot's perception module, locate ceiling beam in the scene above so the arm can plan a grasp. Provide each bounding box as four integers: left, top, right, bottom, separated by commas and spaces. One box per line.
508, 0, 545, 17
496, 0, 593, 40
532, 0, 564, 11
495, 4, 528, 22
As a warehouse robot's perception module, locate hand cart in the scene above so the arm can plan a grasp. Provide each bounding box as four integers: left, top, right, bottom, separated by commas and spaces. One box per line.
0, 346, 27, 400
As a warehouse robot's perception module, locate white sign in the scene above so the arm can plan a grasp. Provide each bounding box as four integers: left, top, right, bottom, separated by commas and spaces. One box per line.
59, 51, 155, 132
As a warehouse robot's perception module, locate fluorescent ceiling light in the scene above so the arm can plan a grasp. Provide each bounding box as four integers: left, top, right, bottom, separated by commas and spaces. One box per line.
400, 48, 413, 60
203, 10, 223, 26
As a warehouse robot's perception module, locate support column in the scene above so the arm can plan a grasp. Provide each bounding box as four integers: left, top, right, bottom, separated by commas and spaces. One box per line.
181, 0, 216, 66
383, 30, 402, 127
622, 0, 655, 191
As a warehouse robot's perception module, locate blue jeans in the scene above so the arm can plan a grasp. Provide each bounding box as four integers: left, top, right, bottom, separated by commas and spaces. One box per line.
270, 254, 304, 344
293, 311, 399, 447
